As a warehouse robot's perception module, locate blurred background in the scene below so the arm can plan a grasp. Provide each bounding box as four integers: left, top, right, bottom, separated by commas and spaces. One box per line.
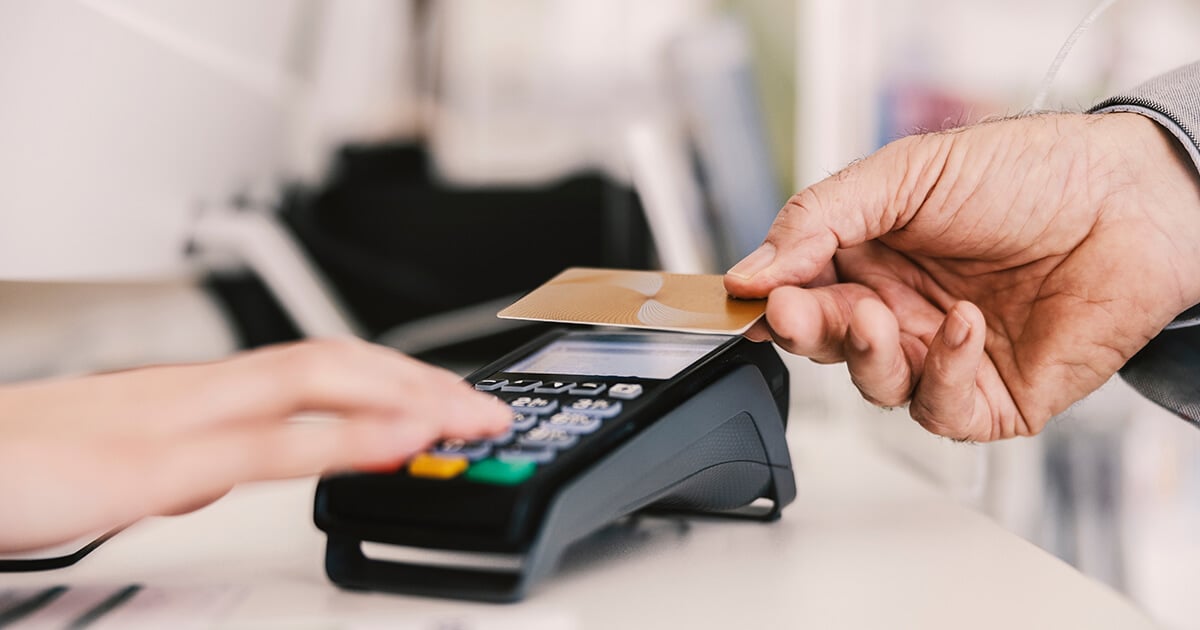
0, 0, 1197, 626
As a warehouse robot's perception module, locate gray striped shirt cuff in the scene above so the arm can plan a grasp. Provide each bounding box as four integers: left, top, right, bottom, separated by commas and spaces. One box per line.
1089, 61, 1200, 178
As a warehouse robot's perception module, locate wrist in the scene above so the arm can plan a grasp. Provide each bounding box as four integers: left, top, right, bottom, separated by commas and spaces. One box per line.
1096, 112, 1200, 320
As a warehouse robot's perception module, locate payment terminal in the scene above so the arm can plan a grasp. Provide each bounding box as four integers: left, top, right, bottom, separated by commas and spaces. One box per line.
314, 329, 796, 602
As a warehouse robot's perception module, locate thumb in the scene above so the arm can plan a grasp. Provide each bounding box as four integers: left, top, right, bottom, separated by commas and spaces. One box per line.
724, 134, 948, 298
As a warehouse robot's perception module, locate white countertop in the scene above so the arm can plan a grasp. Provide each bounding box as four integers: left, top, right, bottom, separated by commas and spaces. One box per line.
0, 418, 1158, 629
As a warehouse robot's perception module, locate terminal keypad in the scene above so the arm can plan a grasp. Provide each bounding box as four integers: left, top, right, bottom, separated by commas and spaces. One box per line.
408, 376, 646, 485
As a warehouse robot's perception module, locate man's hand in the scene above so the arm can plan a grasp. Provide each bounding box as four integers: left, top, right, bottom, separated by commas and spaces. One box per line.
725, 113, 1200, 441
0, 338, 511, 551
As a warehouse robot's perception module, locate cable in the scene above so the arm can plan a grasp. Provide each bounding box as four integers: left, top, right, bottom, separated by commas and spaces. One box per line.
1030, 0, 1123, 111
75, 0, 302, 103
0, 527, 124, 573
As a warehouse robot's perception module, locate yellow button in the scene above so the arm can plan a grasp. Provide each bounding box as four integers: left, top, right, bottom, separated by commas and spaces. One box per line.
408, 453, 468, 479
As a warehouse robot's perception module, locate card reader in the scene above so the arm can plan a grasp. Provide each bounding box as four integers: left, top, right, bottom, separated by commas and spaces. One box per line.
314, 329, 796, 602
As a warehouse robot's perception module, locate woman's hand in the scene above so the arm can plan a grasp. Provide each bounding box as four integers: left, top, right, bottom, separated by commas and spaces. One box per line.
0, 338, 511, 551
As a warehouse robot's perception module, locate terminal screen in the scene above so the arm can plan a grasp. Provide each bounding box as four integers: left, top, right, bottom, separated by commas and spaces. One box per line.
506, 333, 728, 380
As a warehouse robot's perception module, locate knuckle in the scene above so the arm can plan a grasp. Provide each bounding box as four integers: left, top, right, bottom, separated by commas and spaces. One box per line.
283, 342, 330, 378
850, 357, 912, 408
908, 400, 933, 428
275, 338, 359, 385
878, 379, 912, 406
856, 383, 908, 408
781, 191, 811, 216
310, 336, 367, 356
909, 400, 971, 441
908, 398, 940, 431
772, 191, 820, 237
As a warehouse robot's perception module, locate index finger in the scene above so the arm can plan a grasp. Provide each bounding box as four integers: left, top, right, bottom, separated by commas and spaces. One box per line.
724, 134, 951, 298
117, 338, 513, 437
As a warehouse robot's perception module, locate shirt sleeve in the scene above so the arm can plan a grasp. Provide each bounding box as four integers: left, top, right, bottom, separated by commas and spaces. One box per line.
1089, 61, 1200, 177
1116, 327, 1200, 429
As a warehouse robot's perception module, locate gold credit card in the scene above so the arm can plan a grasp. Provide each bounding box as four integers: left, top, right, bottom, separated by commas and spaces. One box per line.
498, 267, 766, 335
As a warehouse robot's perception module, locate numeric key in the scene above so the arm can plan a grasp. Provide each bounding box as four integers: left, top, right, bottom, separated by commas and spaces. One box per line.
509, 396, 559, 415
518, 426, 578, 450
565, 398, 622, 419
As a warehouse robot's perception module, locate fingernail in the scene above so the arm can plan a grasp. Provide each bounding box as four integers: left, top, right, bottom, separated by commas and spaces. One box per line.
944, 307, 971, 349
485, 396, 513, 422
849, 326, 870, 353
490, 395, 511, 412
727, 243, 776, 280
468, 393, 506, 416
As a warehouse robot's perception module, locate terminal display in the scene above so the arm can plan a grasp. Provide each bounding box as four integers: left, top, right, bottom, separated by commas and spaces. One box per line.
505, 332, 727, 379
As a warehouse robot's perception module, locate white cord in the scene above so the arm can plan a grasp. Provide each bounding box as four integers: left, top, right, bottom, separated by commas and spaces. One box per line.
1030, 0, 1123, 111
76, 0, 302, 103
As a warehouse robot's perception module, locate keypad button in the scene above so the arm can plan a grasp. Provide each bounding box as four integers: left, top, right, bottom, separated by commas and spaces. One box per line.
474, 379, 507, 392
487, 427, 516, 446
568, 382, 606, 396
465, 458, 537, 485
608, 383, 643, 400
488, 428, 516, 446
495, 445, 557, 465
565, 398, 623, 419
533, 381, 575, 394
545, 412, 602, 434
509, 396, 559, 415
518, 426, 578, 450
433, 438, 492, 462
511, 412, 540, 432
409, 453, 469, 479
501, 379, 542, 393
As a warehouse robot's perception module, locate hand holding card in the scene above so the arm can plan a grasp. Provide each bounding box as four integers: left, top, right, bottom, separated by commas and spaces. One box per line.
498, 267, 766, 335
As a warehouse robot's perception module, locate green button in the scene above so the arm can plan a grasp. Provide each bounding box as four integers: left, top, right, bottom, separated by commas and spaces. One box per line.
465, 458, 537, 485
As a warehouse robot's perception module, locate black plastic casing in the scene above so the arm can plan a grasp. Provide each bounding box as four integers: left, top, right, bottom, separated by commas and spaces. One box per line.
314, 328, 795, 602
